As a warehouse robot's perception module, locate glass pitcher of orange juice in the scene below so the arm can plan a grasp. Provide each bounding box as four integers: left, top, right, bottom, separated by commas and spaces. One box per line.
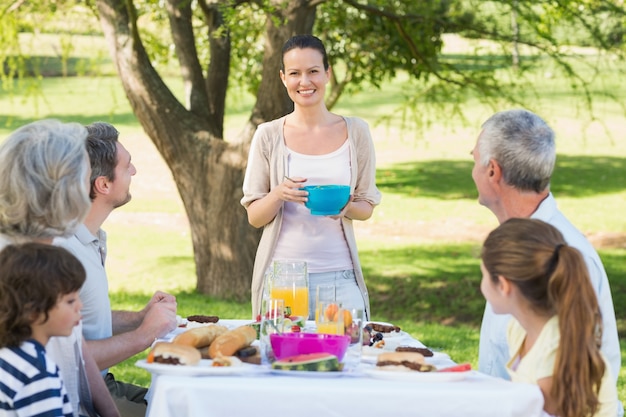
270, 260, 309, 318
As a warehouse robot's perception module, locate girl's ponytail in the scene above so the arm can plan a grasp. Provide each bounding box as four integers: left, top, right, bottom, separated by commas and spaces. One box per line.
547, 245, 604, 417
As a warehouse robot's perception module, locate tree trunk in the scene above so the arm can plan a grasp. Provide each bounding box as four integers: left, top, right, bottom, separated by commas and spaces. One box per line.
95, 0, 317, 302
241, 0, 317, 141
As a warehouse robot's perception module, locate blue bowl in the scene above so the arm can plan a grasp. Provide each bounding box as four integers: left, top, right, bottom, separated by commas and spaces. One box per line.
302, 185, 350, 216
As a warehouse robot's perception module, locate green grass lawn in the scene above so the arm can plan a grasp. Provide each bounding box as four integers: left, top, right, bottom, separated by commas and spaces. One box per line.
1, 64, 624, 405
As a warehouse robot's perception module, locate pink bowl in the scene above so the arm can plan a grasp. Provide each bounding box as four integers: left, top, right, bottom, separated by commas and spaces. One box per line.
270, 333, 350, 361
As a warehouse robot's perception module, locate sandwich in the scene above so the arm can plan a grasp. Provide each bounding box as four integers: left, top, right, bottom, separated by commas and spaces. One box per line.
375, 351, 436, 372
147, 342, 201, 366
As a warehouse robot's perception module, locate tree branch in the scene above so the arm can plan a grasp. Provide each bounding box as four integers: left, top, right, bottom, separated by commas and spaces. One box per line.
166, 0, 211, 118
198, 0, 232, 135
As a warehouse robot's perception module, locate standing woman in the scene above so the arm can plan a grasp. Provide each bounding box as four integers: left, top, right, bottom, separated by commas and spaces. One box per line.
242, 34, 381, 319
480, 218, 617, 417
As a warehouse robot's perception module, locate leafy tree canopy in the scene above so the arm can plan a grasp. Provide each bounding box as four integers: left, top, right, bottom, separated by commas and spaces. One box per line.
4, 0, 625, 126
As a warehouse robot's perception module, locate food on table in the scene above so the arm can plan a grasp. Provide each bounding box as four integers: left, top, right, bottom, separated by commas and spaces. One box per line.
283, 314, 306, 329
187, 315, 220, 324
366, 322, 401, 334
375, 351, 437, 372
208, 325, 257, 359
324, 303, 339, 321
271, 352, 342, 372
345, 322, 361, 344
147, 342, 201, 366
341, 309, 353, 328
372, 339, 385, 349
197, 346, 211, 360
235, 345, 257, 358
437, 363, 472, 372
235, 346, 261, 365
211, 355, 243, 367
172, 324, 229, 348
395, 346, 434, 357
363, 326, 386, 347
362, 325, 372, 346
249, 317, 262, 339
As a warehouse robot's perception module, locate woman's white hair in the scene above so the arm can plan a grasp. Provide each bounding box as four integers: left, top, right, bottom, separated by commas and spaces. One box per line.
0, 119, 91, 240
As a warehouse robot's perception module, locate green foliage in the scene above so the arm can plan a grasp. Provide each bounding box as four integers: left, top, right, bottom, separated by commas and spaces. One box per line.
463, 0, 625, 49
316, 0, 449, 88
219, 2, 267, 95
3, 0, 626, 130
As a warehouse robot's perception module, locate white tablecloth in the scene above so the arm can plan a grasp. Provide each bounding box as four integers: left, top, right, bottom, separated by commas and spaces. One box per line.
143, 320, 544, 417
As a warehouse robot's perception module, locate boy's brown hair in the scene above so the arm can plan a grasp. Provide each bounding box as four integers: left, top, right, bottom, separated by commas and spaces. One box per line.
0, 243, 85, 347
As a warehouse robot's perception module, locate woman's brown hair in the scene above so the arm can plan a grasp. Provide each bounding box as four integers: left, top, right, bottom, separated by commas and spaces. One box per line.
482, 218, 605, 417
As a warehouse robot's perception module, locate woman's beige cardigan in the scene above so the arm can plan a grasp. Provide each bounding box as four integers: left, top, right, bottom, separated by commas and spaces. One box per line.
241, 115, 382, 319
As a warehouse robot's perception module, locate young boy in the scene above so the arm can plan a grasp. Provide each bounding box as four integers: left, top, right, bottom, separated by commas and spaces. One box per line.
0, 243, 86, 417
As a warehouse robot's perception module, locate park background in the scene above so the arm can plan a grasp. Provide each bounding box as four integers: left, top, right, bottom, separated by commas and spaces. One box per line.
1, 3, 624, 405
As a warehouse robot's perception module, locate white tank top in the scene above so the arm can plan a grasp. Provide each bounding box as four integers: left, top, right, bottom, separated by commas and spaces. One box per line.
273, 140, 353, 273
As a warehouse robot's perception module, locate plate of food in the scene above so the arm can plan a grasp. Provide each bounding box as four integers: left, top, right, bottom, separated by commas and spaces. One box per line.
363, 352, 471, 382
137, 341, 264, 377
136, 358, 262, 377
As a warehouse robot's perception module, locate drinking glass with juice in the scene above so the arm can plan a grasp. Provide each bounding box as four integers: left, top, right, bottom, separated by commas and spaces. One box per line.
315, 302, 345, 335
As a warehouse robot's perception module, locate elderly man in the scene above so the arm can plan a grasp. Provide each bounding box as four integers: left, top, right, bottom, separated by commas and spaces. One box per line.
55, 122, 178, 417
471, 109, 622, 414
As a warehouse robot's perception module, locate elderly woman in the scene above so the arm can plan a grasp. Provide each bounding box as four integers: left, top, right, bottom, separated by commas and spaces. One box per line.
0, 119, 120, 417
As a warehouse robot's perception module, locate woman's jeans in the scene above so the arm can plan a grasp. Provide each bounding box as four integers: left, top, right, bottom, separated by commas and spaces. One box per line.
307, 269, 365, 319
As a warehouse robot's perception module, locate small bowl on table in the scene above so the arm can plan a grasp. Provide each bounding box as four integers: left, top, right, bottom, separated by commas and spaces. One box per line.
302, 185, 350, 216
270, 332, 350, 361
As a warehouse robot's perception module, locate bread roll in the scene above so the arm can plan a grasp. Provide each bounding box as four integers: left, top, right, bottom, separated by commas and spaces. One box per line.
208, 325, 257, 359
173, 324, 229, 348
147, 342, 201, 366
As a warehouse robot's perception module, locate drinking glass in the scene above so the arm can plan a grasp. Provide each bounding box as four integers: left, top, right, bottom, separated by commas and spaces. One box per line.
343, 307, 364, 372
316, 301, 344, 335
270, 260, 309, 318
260, 298, 285, 364
314, 283, 336, 322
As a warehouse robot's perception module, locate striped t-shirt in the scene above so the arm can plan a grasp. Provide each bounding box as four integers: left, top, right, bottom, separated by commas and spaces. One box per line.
0, 339, 73, 417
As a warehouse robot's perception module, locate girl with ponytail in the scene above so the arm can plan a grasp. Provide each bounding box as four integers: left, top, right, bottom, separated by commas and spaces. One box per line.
480, 218, 617, 417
